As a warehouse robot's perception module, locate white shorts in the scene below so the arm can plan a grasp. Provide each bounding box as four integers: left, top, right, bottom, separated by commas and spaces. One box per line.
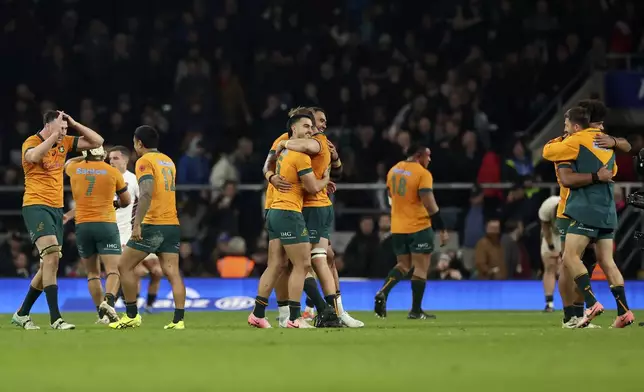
541, 236, 562, 257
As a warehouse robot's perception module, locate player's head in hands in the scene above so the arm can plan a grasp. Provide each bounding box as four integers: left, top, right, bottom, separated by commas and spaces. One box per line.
108, 145, 131, 173
407, 143, 431, 168
133, 125, 159, 156
43, 110, 67, 142
287, 113, 314, 139
577, 99, 606, 130
564, 106, 590, 135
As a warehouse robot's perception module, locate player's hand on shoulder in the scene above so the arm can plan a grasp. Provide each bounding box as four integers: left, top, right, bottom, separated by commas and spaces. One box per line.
597, 165, 614, 183
270, 175, 292, 192
327, 181, 337, 194
594, 133, 616, 149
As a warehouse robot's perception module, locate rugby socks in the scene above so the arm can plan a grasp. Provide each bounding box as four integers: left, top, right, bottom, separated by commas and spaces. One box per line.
252, 296, 269, 319
573, 274, 597, 307
573, 302, 584, 318
17, 285, 42, 316
545, 295, 554, 309
147, 293, 157, 307
116, 287, 123, 300
125, 301, 138, 318
563, 306, 575, 322
96, 306, 101, 316
410, 276, 426, 313
44, 285, 62, 324
277, 300, 290, 320
324, 295, 338, 314
173, 308, 185, 323
336, 291, 345, 314
610, 285, 629, 316
305, 297, 315, 308
288, 300, 301, 321
379, 267, 405, 298
105, 293, 116, 307
303, 277, 327, 311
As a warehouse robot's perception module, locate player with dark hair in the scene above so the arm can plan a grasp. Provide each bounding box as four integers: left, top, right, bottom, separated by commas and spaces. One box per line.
375, 144, 448, 319
543, 107, 635, 328
545, 101, 631, 327
109, 126, 186, 329
64, 146, 130, 324
249, 113, 330, 328
277, 107, 363, 327
13, 110, 103, 330
108, 145, 164, 313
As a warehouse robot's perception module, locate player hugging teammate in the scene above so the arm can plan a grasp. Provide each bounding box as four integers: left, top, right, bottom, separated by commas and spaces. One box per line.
543, 104, 635, 328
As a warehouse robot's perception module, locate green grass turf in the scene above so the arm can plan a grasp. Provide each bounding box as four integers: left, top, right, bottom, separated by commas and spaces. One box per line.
0, 311, 641, 392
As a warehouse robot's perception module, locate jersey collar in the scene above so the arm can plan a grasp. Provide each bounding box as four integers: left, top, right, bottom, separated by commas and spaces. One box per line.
36, 132, 45, 142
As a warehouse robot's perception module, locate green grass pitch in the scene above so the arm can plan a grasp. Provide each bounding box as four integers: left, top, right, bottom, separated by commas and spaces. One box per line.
1, 311, 642, 391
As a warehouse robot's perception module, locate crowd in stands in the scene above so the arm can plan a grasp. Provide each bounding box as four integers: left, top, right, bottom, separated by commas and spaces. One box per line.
1, 0, 643, 279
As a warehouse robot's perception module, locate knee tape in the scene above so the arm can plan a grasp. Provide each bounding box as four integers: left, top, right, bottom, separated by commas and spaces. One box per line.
87, 277, 100, 282
106, 272, 120, 278
40, 244, 62, 259
311, 247, 327, 260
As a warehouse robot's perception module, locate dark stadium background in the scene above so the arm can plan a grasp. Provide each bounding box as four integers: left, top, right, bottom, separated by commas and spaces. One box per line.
1, 0, 643, 280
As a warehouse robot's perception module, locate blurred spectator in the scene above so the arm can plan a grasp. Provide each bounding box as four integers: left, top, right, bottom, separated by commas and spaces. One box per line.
461, 184, 486, 270
503, 139, 533, 182
0, 232, 30, 277
429, 252, 470, 280
178, 135, 210, 185
475, 219, 506, 280
343, 216, 380, 277
501, 220, 527, 279
370, 214, 396, 278
203, 181, 240, 246
216, 236, 255, 278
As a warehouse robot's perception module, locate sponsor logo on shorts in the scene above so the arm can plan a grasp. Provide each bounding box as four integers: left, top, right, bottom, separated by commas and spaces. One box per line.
416, 243, 429, 248
280, 232, 294, 239
105, 243, 120, 249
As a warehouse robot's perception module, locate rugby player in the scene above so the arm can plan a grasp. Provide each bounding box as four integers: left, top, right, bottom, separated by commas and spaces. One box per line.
375, 144, 448, 319
277, 107, 363, 327
108, 145, 164, 312
64, 146, 130, 324
249, 113, 330, 328
546, 99, 630, 327
543, 107, 635, 328
13, 110, 103, 330
109, 126, 186, 329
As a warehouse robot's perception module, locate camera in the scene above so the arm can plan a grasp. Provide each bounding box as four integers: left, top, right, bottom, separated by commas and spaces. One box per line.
637, 148, 644, 175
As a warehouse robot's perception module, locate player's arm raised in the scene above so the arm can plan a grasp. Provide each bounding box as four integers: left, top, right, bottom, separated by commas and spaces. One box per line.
594, 133, 632, 153
557, 163, 613, 188
24, 112, 64, 164
300, 156, 330, 193
61, 112, 103, 151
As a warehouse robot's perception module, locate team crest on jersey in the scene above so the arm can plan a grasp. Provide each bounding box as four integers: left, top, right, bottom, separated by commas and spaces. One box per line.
58, 145, 65, 154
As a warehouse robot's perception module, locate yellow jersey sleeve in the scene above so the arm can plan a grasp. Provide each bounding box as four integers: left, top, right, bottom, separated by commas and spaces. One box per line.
295, 153, 313, 177
22, 136, 40, 160
270, 133, 289, 154
136, 156, 154, 183
419, 169, 433, 193
114, 167, 127, 194
542, 135, 580, 162
63, 135, 79, 154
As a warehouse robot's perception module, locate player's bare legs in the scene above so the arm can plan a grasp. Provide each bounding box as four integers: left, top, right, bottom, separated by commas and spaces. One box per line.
83, 255, 104, 316
15, 235, 73, 329
284, 241, 315, 328
98, 254, 121, 322
113, 246, 148, 328
563, 234, 604, 328
142, 255, 163, 312
375, 256, 412, 318
408, 253, 434, 319
273, 250, 291, 327
595, 239, 634, 327
541, 253, 558, 312
157, 252, 186, 328
249, 239, 288, 328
